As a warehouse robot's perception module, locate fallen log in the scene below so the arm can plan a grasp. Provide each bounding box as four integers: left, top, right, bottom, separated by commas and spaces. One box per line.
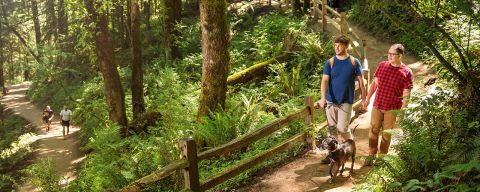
227, 31, 299, 85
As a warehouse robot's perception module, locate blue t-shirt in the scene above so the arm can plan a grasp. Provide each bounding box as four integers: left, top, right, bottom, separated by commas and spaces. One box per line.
322, 56, 363, 104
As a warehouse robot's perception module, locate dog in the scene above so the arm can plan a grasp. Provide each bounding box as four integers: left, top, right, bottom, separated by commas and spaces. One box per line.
320, 125, 358, 183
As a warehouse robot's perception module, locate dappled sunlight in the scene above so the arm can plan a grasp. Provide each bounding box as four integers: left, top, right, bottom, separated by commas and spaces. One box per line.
2, 82, 85, 191
0, 133, 37, 159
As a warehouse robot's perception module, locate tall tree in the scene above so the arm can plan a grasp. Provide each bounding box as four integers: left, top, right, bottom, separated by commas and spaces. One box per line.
0, 17, 5, 95
124, 0, 131, 48
163, 0, 182, 61
144, 0, 151, 30
1, 0, 41, 63
197, 0, 230, 119
30, 0, 41, 45
84, 0, 129, 135
58, 0, 67, 37
45, 0, 57, 42
130, 0, 145, 120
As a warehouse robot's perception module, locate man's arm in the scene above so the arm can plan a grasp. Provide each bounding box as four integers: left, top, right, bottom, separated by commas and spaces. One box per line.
315, 75, 330, 109
401, 89, 411, 109
357, 75, 366, 109
365, 77, 378, 109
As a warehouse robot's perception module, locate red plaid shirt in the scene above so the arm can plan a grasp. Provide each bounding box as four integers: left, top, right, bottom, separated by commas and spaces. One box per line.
373, 61, 413, 110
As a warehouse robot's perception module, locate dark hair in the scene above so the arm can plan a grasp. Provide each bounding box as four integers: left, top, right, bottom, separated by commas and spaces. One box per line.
334, 35, 350, 47
391, 44, 404, 55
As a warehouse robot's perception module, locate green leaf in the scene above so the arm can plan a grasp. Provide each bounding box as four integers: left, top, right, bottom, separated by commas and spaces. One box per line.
121, 170, 134, 180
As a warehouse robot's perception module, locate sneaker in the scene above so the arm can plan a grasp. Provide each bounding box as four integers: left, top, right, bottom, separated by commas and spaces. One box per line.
321, 157, 331, 164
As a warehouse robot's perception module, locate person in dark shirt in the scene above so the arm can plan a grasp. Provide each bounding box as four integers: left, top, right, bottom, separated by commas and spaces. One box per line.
42, 105, 54, 132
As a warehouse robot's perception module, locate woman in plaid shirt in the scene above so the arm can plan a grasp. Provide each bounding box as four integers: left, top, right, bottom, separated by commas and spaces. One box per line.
364, 44, 413, 166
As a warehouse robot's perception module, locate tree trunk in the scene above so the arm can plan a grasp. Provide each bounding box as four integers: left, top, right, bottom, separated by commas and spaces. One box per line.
303, 0, 310, 13
293, 0, 301, 15
31, 0, 41, 45
85, 0, 129, 135
45, 0, 57, 42
1, 21, 41, 63
57, 0, 68, 68
164, 0, 182, 62
144, 0, 151, 30
116, 2, 125, 48
0, 61, 5, 95
0, 22, 4, 95
197, 0, 230, 119
130, 0, 145, 120
58, 0, 68, 37
125, 0, 132, 48
9, 46, 13, 82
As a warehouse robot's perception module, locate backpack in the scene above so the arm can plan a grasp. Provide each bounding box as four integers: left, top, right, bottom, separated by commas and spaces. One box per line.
329, 55, 357, 70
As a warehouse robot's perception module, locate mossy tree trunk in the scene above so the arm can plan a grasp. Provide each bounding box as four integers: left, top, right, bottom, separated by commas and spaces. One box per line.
197, 0, 230, 120
85, 0, 129, 136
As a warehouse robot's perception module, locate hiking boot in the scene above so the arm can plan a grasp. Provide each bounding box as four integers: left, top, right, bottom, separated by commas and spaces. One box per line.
321, 157, 331, 164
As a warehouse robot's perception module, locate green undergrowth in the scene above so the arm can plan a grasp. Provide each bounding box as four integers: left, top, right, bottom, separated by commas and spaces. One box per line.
26, 9, 333, 191
345, 1, 480, 191
0, 110, 35, 191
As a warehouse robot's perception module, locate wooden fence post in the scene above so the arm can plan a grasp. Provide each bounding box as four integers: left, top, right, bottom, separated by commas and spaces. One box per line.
180, 138, 201, 192
361, 39, 370, 89
304, 96, 316, 150
312, 0, 318, 22
340, 12, 347, 35
322, 0, 327, 32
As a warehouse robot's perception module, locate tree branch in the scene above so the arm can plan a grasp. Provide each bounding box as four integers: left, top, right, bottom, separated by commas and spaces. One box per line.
379, 9, 466, 83
0, 22, 42, 63
407, 2, 469, 70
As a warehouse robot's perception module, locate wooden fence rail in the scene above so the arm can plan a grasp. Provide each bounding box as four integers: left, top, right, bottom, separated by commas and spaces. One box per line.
121, 95, 318, 192
121, 2, 371, 191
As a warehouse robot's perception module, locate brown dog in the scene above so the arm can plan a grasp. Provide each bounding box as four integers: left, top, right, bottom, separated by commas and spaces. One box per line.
321, 136, 356, 183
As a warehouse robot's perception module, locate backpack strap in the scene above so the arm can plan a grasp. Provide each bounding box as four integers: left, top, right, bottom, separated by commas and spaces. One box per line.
349, 55, 356, 68
330, 55, 357, 69
329, 57, 335, 69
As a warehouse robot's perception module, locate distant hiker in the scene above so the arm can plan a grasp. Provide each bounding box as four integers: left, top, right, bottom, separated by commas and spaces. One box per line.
314, 35, 367, 164
364, 44, 413, 166
59, 105, 72, 136
42, 105, 54, 132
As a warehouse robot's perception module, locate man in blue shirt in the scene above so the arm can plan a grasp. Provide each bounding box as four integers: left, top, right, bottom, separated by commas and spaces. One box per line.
314, 35, 367, 164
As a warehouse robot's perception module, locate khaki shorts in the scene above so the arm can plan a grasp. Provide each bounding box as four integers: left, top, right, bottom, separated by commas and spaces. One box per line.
326, 103, 353, 141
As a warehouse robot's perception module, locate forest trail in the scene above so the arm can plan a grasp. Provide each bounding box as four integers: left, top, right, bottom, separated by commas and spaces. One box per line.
237, 10, 435, 192
1, 82, 85, 191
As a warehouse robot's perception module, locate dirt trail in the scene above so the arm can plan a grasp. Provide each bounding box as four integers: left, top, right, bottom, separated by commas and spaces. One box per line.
1, 82, 85, 191
237, 14, 434, 192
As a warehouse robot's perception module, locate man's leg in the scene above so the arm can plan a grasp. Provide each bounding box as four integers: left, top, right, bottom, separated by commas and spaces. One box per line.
322, 103, 339, 164
336, 103, 353, 141
379, 111, 397, 154
369, 107, 383, 156
67, 121, 70, 134
326, 103, 339, 138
